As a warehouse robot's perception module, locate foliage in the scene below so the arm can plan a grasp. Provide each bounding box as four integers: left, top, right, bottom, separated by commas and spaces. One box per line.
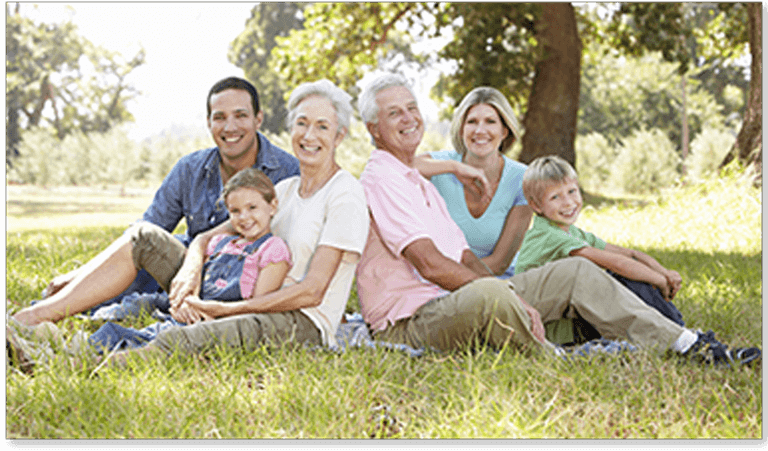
686, 128, 736, 183
574, 132, 617, 193
266, 3, 549, 121
609, 128, 681, 194
579, 42, 730, 151
7, 127, 213, 188
229, 3, 306, 134
429, 3, 542, 118
6, 176, 762, 438
6, 4, 144, 165
600, 3, 692, 73
270, 3, 428, 98
692, 3, 749, 62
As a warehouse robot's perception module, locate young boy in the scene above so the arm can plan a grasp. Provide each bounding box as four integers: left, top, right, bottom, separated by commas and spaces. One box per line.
516, 155, 685, 335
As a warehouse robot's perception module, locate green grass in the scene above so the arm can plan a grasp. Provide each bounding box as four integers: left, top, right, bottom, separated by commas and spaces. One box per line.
5, 175, 762, 439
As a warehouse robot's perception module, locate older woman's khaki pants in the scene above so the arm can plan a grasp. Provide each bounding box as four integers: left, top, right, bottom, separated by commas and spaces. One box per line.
126, 223, 323, 354
148, 310, 322, 355
376, 257, 685, 353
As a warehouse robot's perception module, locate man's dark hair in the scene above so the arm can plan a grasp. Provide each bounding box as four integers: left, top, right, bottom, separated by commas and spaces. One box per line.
207, 77, 260, 117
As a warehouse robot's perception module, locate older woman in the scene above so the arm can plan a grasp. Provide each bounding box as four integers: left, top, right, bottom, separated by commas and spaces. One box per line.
415, 87, 531, 278
10, 79, 369, 357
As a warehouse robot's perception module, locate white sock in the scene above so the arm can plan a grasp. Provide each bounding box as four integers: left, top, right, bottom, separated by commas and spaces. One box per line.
671, 329, 699, 353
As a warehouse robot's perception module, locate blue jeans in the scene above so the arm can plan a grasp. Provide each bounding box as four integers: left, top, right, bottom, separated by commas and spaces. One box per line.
608, 271, 685, 326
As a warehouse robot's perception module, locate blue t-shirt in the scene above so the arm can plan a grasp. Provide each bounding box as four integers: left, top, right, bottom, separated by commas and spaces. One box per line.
428, 149, 528, 277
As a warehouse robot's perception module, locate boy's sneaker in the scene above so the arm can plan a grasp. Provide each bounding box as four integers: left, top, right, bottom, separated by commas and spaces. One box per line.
683, 330, 761, 368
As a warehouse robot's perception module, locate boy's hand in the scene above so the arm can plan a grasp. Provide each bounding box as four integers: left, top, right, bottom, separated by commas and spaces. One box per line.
664, 270, 682, 300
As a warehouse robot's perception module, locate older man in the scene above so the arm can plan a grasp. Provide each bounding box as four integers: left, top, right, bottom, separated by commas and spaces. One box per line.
354, 73, 760, 366
355, 74, 548, 352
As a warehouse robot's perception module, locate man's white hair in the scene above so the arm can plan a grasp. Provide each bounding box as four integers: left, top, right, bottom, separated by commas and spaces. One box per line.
357, 73, 417, 124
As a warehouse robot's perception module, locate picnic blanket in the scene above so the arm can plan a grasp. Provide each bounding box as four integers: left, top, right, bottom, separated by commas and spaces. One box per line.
87, 296, 636, 360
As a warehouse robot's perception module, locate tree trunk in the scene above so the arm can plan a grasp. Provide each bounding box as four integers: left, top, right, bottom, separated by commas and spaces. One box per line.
519, 3, 582, 168
720, 3, 761, 180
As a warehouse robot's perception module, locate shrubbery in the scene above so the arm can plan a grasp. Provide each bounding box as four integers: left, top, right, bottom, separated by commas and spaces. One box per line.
686, 127, 736, 182
8, 119, 739, 196
7, 119, 455, 185
575, 125, 739, 194
7, 127, 213, 188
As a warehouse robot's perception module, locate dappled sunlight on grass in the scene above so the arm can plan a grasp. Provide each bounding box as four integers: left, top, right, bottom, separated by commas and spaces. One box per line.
5, 173, 762, 439
579, 176, 761, 255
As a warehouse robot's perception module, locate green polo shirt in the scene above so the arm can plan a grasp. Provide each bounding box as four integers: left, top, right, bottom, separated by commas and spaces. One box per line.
516, 215, 607, 274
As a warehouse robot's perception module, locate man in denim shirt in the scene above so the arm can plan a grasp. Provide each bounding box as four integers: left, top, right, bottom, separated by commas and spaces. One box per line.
41, 77, 299, 311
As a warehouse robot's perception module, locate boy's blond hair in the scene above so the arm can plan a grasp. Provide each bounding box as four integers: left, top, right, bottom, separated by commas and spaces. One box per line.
522, 155, 579, 209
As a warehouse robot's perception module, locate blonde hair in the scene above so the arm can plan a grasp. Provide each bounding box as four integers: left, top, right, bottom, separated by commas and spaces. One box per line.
522, 155, 578, 208
451, 87, 521, 156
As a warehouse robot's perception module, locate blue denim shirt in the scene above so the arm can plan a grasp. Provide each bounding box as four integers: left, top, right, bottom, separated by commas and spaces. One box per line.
141, 132, 299, 246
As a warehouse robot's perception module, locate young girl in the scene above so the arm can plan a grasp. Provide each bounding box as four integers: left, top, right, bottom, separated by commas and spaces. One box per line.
87, 167, 293, 352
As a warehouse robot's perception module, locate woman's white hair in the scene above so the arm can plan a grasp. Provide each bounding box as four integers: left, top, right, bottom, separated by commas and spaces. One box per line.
286, 79, 353, 132
357, 73, 417, 124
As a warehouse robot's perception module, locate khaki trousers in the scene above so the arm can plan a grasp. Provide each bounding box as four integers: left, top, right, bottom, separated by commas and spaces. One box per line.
509, 257, 684, 350
375, 277, 549, 352
128, 223, 323, 354
128, 222, 187, 292
376, 257, 684, 353
148, 310, 322, 355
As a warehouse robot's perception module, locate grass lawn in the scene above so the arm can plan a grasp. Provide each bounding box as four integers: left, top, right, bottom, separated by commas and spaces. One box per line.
5, 176, 762, 439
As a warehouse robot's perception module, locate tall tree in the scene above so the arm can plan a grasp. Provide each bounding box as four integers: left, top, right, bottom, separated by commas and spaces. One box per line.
719, 3, 761, 175
269, 3, 582, 166
604, 3, 757, 175
259, 2, 751, 171
228, 3, 306, 134
519, 3, 581, 165
6, 4, 144, 166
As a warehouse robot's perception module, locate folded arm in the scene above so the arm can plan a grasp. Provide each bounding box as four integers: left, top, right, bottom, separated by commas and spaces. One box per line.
402, 238, 483, 291
183, 245, 344, 319
570, 244, 680, 300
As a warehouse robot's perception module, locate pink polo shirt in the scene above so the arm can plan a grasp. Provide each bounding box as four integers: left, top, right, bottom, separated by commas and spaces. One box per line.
357, 149, 471, 331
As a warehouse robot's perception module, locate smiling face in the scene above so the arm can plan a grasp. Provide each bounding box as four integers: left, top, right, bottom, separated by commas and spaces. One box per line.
368, 86, 424, 163
207, 89, 264, 164
225, 187, 277, 241
532, 178, 583, 231
290, 94, 344, 170
462, 103, 509, 160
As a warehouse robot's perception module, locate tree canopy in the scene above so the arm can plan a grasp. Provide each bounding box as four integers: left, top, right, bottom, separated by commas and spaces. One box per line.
231, 2, 755, 173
